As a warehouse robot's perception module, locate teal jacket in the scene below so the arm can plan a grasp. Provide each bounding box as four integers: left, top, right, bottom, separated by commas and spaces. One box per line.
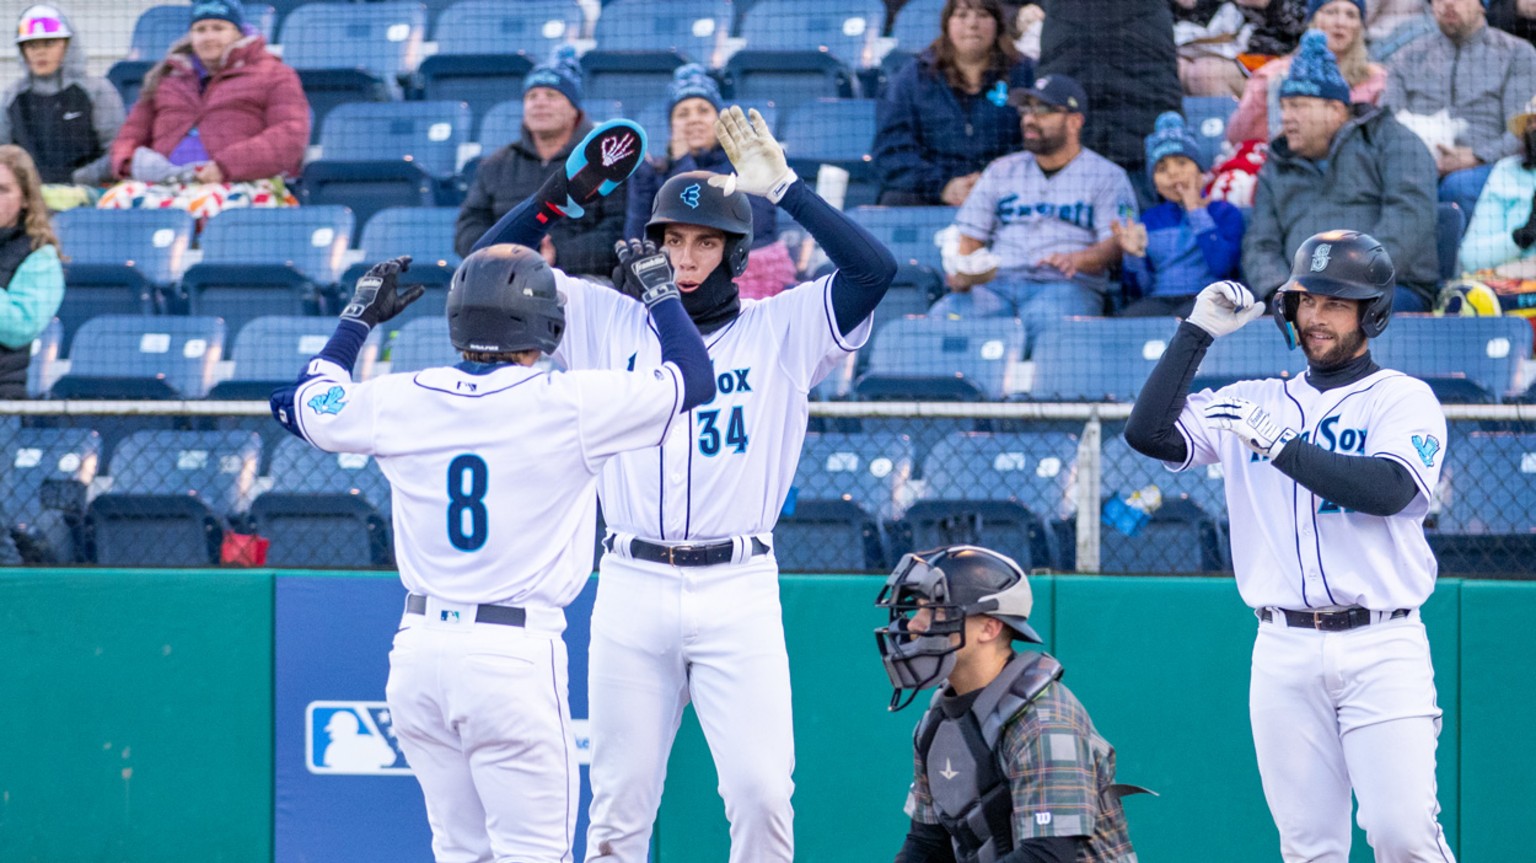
1459, 155, 1536, 274
0, 243, 64, 349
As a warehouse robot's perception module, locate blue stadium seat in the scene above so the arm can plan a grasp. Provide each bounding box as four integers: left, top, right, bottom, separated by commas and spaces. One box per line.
1182, 95, 1238, 168
477, 98, 525, 151
178, 207, 355, 338
1030, 317, 1177, 402
430, 0, 580, 56
302, 101, 472, 232
387, 317, 459, 374
52, 208, 195, 353
127, 3, 277, 59
252, 437, 395, 566
1436, 202, 1464, 282
1100, 431, 1229, 522
105, 60, 152, 107
280, 2, 428, 140
855, 317, 1025, 401
593, 0, 729, 65
1097, 433, 1228, 573
777, 98, 878, 206
580, 51, 686, 108
870, 265, 941, 330
207, 316, 384, 400
1373, 315, 1533, 403
418, 53, 534, 124
26, 318, 62, 398
890, 0, 945, 54
339, 207, 461, 329
1192, 322, 1307, 391
267, 435, 394, 513
723, 52, 859, 116
1427, 431, 1536, 575
736, 0, 883, 67
776, 431, 914, 571
847, 206, 956, 274
897, 430, 1079, 569
51, 315, 225, 399
0, 427, 100, 563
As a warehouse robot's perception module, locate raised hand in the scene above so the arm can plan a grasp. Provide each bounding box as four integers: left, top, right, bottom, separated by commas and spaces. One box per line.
340, 256, 425, 327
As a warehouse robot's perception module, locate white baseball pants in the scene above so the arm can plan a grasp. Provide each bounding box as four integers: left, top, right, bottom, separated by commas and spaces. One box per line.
386, 599, 579, 863
1249, 612, 1457, 863
584, 551, 795, 863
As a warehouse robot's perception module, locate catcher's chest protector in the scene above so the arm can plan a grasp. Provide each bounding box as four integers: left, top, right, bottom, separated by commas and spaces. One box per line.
916, 652, 1064, 863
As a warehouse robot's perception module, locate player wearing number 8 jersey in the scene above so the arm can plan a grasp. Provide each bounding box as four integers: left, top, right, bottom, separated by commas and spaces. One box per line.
1125, 230, 1455, 863
475, 105, 897, 862
268, 208, 715, 858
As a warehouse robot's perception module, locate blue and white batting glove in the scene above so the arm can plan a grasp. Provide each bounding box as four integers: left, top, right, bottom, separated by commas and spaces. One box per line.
1203, 397, 1297, 460
1186, 280, 1265, 338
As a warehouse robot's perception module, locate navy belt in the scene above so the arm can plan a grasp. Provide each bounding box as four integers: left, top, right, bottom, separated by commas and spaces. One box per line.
405, 594, 526, 627
608, 535, 770, 567
1260, 607, 1409, 632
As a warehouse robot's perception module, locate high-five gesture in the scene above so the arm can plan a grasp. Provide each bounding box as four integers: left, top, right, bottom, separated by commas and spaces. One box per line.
714, 106, 798, 204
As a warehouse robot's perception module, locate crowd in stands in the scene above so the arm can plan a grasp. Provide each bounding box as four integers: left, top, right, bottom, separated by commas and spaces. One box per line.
2, 0, 1536, 401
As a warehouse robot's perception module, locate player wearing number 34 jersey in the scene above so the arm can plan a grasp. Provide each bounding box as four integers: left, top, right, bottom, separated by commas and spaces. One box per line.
1126, 230, 1455, 863
476, 105, 897, 863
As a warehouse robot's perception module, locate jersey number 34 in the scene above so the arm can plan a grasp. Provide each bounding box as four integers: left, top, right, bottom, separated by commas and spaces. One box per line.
697, 406, 748, 456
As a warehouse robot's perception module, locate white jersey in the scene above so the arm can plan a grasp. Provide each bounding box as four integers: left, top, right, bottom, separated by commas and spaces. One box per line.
292, 357, 685, 608
1170, 369, 1447, 611
552, 272, 871, 540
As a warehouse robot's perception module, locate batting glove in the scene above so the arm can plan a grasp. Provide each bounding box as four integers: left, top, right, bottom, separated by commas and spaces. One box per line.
1203, 397, 1297, 460
340, 256, 426, 328
1186, 280, 1265, 339
715, 106, 798, 204
613, 239, 680, 309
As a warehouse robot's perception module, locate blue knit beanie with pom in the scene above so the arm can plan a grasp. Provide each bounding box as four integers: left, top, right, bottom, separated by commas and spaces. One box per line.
667, 63, 723, 115
1144, 112, 1207, 176
524, 44, 584, 109
1280, 30, 1350, 105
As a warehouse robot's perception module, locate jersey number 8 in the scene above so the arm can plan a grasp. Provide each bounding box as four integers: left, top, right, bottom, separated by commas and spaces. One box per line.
447, 454, 489, 551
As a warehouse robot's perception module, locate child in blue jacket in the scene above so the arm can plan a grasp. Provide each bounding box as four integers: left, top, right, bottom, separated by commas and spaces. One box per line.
1112, 112, 1245, 317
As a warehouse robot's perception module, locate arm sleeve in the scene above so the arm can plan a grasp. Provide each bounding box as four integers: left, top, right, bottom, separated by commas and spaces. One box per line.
268, 319, 370, 441
1123, 321, 1213, 464
1268, 443, 1421, 516
648, 295, 714, 411
892, 820, 956, 863
776, 180, 897, 336
548, 186, 624, 275
1459, 160, 1524, 272
873, 68, 947, 200
1241, 169, 1291, 299
1191, 202, 1246, 280
1369, 122, 1440, 283
207, 64, 309, 181
455, 161, 501, 257
0, 246, 64, 348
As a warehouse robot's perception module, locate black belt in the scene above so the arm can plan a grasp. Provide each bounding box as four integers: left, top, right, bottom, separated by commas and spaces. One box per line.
405, 594, 526, 627
606, 535, 770, 567
1260, 607, 1409, 632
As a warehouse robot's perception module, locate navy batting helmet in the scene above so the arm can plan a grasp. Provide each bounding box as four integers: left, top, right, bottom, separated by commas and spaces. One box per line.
1272, 229, 1395, 346
446, 244, 565, 355
646, 170, 753, 278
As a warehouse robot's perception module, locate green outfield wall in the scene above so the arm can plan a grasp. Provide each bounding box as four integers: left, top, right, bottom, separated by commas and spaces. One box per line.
1, 571, 1530, 862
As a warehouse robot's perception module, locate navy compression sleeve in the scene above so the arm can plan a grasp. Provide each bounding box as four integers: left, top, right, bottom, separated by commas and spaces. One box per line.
316, 319, 371, 373
650, 295, 715, 412
1269, 441, 1420, 516
471, 190, 553, 252
1124, 321, 1213, 463
777, 180, 897, 336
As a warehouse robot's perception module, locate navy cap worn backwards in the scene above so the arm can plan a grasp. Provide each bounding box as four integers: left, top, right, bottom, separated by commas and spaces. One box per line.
1007, 74, 1087, 115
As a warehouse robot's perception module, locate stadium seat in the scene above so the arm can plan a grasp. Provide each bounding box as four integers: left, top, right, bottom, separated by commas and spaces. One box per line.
266, 435, 394, 513
890, 0, 945, 54
1182, 95, 1238, 169
0, 427, 100, 563
418, 53, 534, 124
429, 0, 580, 56
86, 494, 224, 565
1373, 316, 1533, 403
50, 315, 225, 399
387, 317, 459, 374
252, 436, 394, 566
777, 98, 878, 207
302, 101, 472, 233
735, 0, 883, 67
1097, 433, 1228, 573
477, 99, 525, 151
1100, 431, 1229, 523
207, 316, 384, 400
1030, 317, 1178, 402
280, 2, 428, 140
897, 430, 1079, 569
105, 60, 152, 107
339, 207, 461, 329
178, 206, 355, 338
127, 3, 277, 59
26, 318, 62, 398
723, 52, 859, 116
580, 51, 687, 108
847, 206, 957, 274
593, 0, 729, 65
855, 317, 1025, 401
871, 265, 941, 329
1436, 202, 1464, 282
1427, 431, 1536, 575
1192, 322, 1307, 391
776, 431, 914, 571
52, 208, 196, 353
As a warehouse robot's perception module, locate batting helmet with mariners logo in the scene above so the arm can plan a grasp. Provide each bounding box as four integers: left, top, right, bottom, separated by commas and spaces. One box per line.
646, 170, 753, 278
1272, 229, 1395, 345
446, 244, 565, 355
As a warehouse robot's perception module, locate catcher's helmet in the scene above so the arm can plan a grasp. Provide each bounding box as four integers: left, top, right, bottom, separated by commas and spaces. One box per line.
1272, 229, 1395, 346
646, 170, 753, 278
874, 545, 1042, 711
446, 244, 565, 355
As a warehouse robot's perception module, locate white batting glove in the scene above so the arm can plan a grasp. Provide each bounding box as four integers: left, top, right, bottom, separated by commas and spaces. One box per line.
1186, 280, 1265, 338
715, 105, 798, 204
1203, 397, 1298, 460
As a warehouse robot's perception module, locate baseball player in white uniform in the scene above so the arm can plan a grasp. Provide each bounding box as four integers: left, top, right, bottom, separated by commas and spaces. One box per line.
1125, 230, 1456, 863
472, 106, 898, 862
267, 188, 717, 859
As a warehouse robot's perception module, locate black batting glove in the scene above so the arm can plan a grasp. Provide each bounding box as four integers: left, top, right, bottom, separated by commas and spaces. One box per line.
612, 239, 679, 308
340, 255, 426, 327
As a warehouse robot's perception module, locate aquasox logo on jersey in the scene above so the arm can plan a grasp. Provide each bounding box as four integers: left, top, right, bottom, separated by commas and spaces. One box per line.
307, 386, 347, 416
1294, 416, 1370, 514
695, 367, 753, 456
305, 701, 593, 775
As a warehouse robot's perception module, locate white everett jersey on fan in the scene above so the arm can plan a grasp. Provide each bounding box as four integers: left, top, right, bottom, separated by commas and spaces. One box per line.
292, 358, 685, 608
1169, 369, 1448, 611
552, 271, 870, 541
